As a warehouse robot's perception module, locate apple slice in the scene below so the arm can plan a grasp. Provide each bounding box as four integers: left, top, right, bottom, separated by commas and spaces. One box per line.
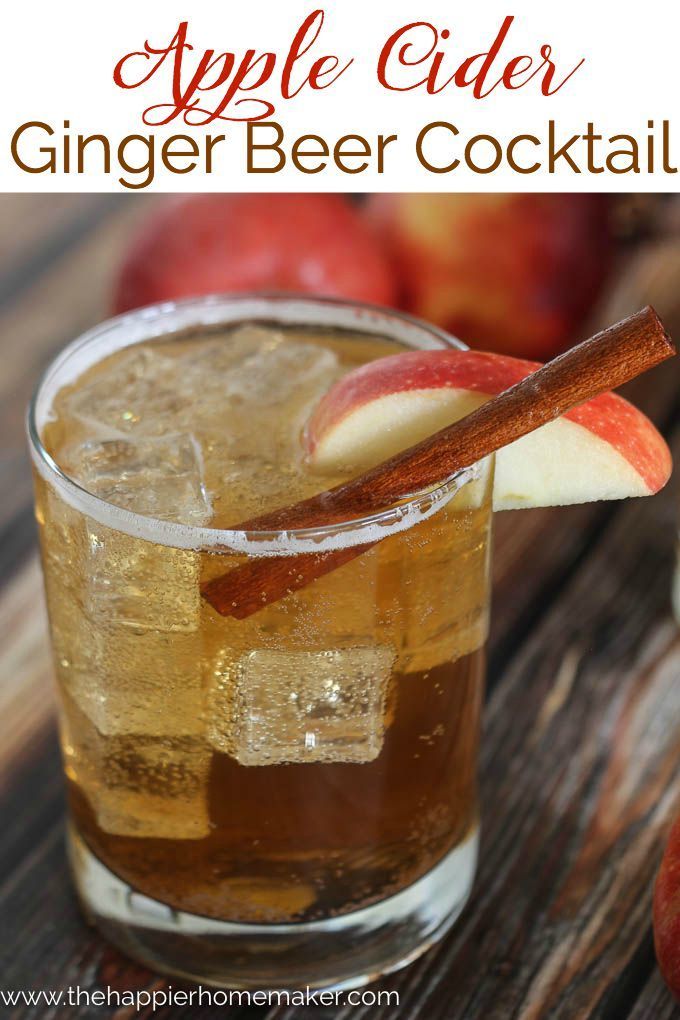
304, 349, 671, 509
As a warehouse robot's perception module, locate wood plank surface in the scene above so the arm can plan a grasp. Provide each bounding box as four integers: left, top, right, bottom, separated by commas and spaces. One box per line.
0, 195, 105, 279
0, 196, 679, 1019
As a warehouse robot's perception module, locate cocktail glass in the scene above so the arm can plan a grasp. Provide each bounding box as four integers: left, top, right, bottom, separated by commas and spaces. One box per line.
28, 295, 493, 990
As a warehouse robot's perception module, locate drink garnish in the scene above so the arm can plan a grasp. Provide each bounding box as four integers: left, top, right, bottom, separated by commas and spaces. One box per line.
201, 307, 674, 618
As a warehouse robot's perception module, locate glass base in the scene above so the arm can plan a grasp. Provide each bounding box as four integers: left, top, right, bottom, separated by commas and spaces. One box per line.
68, 825, 478, 992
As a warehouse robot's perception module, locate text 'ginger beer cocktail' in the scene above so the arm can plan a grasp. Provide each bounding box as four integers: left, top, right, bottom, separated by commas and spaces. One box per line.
29, 296, 492, 989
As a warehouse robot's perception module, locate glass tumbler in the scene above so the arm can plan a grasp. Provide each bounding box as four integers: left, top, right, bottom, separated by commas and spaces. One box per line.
29, 295, 493, 990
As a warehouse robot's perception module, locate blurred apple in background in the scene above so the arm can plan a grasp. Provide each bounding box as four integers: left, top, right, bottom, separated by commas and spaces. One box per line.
113, 192, 615, 363
654, 815, 680, 1001
366, 193, 614, 359
113, 193, 398, 313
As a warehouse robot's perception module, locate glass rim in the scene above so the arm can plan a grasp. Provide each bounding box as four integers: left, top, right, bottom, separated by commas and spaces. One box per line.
27, 292, 476, 555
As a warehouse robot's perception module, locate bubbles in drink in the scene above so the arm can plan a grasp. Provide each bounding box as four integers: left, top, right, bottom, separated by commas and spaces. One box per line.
379, 465, 492, 673
209, 645, 395, 765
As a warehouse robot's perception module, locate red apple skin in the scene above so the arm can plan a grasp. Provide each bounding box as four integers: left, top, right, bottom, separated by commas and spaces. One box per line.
366, 194, 614, 360
113, 194, 398, 313
654, 816, 680, 1001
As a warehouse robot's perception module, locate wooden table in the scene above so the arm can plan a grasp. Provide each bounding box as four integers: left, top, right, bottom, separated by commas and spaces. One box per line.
1, 195, 679, 1019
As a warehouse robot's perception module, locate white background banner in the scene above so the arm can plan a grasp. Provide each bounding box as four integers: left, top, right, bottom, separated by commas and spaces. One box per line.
1, 0, 678, 191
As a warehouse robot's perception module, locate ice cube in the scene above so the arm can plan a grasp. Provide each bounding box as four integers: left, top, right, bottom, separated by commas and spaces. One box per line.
60, 615, 205, 736
66, 347, 194, 436
190, 335, 341, 517
40, 495, 206, 736
85, 522, 202, 633
220, 338, 339, 408
209, 645, 395, 765
50, 514, 205, 740
170, 327, 339, 437
41, 443, 207, 732
61, 701, 211, 839
94, 736, 211, 839
176, 324, 279, 379
66, 433, 212, 526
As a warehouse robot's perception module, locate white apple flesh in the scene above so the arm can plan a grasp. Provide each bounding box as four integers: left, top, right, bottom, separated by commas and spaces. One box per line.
304, 350, 671, 510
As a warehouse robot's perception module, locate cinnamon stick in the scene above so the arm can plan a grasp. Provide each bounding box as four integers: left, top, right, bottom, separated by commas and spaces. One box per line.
202, 307, 673, 619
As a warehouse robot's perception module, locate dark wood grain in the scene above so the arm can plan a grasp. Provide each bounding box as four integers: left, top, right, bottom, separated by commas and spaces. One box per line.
628, 963, 680, 1020
1, 196, 679, 1019
0, 196, 104, 278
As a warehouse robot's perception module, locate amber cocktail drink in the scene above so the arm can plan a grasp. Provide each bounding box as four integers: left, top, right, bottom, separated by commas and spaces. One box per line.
30, 296, 492, 989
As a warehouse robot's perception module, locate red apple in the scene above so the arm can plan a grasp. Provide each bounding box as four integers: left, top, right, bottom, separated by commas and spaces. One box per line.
654, 816, 680, 1001
366, 194, 614, 360
304, 349, 671, 509
113, 194, 397, 313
